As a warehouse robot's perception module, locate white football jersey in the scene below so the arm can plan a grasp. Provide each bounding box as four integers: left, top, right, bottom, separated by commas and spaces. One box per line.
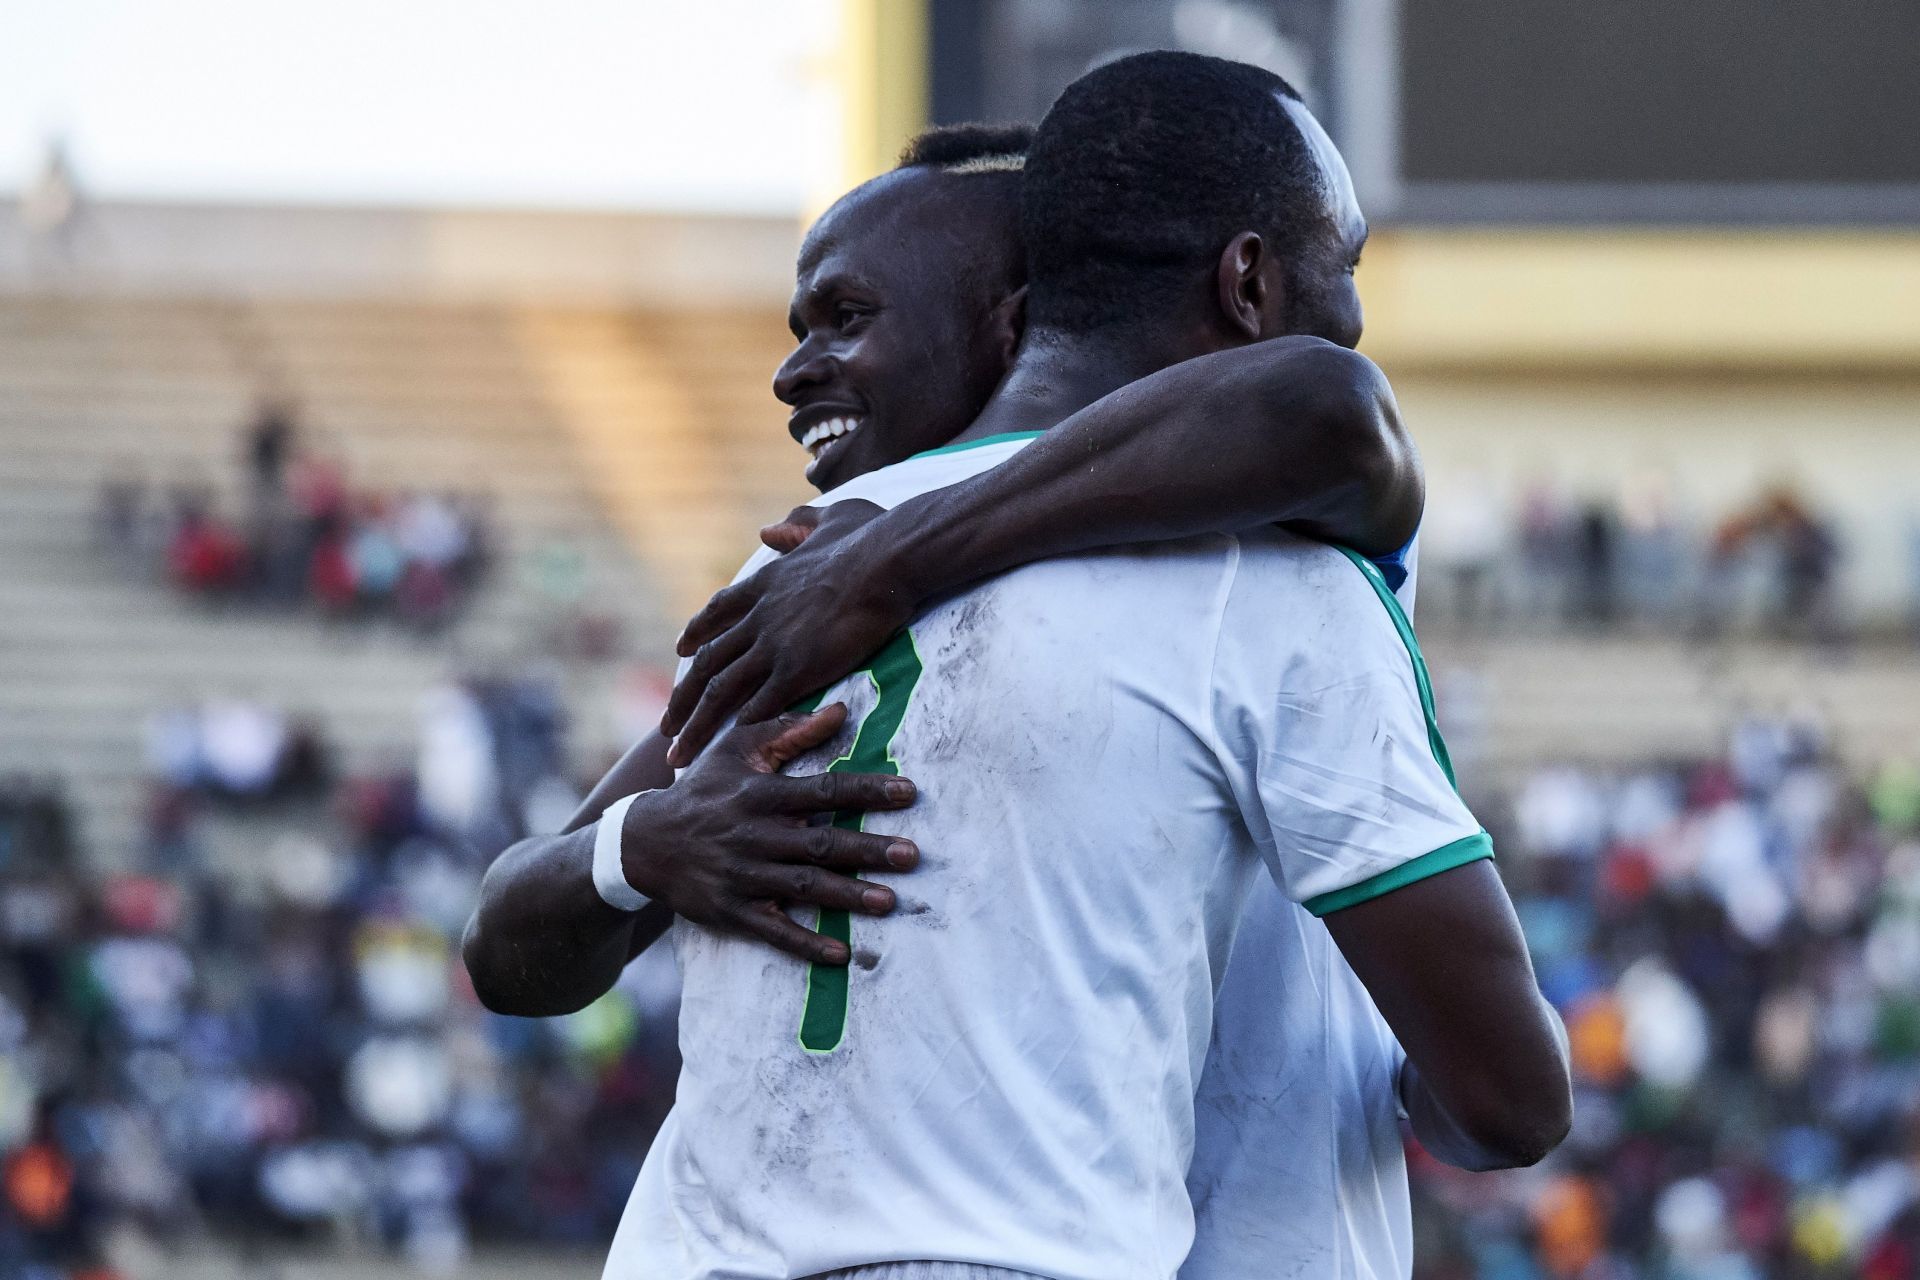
1184, 534, 1421, 1280
607, 434, 1480, 1280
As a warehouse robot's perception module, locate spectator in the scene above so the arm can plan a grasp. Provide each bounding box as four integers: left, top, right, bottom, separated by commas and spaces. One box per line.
198, 698, 289, 800
1426, 463, 1504, 627
289, 450, 349, 531
165, 493, 246, 596
307, 513, 358, 615
349, 496, 407, 606
417, 683, 497, 838
1618, 467, 1686, 628
1706, 484, 1844, 641
1411, 715, 1920, 1277
0, 776, 74, 873
244, 396, 298, 498
396, 492, 467, 577
1411, 477, 1863, 641
1572, 500, 1618, 627
99, 445, 494, 629
0, 672, 683, 1273
1771, 489, 1839, 640
1517, 477, 1573, 624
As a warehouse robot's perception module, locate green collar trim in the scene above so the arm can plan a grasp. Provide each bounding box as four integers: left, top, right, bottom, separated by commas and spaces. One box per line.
909, 430, 1046, 460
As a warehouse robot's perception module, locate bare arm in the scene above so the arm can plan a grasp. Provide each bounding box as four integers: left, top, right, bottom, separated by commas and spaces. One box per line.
664, 338, 1420, 762
461, 708, 920, 1018
460, 734, 676, 1019
1323, 860, 1573, 1171
881, 337, 1417, 585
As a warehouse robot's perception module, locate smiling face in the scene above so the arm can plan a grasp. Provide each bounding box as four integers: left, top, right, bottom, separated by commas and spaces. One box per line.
774, 166, 1023, 491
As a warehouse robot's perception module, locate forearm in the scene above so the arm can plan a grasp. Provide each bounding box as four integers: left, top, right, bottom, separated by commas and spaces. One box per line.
462, 827, 668, 1018
1398, 995, 1571, 1171
1327, 861, 1573, 1171
462, 734, 677, 1017
885, 339, 1418, 599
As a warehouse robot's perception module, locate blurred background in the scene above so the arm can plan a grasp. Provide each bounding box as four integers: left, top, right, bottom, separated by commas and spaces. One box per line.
1, 2, 1917, 1277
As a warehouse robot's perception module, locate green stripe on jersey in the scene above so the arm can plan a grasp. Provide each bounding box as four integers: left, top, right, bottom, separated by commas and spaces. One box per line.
796, 630, 924, 1053
909, 430, 1046, 460
1305, 547, 1492, 916
1303, 831, 1493, 917
1333, 546, 1455, 787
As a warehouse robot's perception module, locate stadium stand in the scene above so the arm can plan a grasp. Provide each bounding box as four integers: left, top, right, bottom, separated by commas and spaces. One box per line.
1428, 634, 1920, 781
5, 291, 1920, 1279
0, 294, 801, 867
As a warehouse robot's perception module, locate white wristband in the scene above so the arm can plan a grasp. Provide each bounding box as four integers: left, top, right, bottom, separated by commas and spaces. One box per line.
592, 792, 652, 912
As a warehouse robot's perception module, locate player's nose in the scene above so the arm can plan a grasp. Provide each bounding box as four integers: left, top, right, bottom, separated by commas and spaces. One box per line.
773, 341, 839, 406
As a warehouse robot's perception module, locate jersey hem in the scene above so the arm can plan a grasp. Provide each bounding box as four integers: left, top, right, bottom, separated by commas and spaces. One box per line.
909, 431, 1046, 459
1303, 830, 1493, 917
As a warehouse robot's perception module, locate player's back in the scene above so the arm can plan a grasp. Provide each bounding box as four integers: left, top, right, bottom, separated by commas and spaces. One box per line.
611, 519, 1453, 1280
617, 532, 1260, 1279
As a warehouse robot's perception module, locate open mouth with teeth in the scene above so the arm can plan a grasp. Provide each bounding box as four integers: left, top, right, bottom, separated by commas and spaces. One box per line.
800, 415, 865, 458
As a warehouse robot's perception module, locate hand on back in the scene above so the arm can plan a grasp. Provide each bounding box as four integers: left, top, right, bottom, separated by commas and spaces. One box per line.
626, 701, 920, 965
663, 499, 907, 766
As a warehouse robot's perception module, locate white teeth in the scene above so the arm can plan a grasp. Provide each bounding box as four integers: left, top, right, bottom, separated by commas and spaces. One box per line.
799, 416, 864, 456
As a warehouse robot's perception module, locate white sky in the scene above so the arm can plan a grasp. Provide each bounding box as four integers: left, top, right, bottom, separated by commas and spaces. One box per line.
0, 0, 840, 212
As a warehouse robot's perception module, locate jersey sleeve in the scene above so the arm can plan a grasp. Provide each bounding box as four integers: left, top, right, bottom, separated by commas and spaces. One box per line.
1208, 540, 1489, 917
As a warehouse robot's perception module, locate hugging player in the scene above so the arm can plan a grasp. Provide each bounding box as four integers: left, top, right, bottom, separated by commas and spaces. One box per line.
467, 52, 1568, 1280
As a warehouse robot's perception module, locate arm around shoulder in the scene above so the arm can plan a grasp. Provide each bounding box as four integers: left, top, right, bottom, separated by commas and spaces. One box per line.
1246, 340, 1422, 558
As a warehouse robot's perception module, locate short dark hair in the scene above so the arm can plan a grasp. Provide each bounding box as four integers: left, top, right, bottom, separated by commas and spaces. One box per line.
1021, 51, 1333, 336
890, 122, 1032, 301
897, 123, 1033, 172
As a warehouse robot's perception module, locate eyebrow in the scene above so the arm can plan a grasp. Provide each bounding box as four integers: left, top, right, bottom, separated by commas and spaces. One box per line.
805, 271, 878, 301
787, 270, 880, 337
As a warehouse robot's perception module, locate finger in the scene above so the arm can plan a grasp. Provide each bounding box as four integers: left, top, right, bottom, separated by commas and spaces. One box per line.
747, 703, 849, 772
760, 506, 822, 553
769, 824, 918, 872
731, 900, 850, 965
737, 863, 896, 916
667, 651, 775, 767
736, 665, 815, 728
676, 582, 754, 659
762, 770, 917, 815
661, 626, 755, 739
760, 522, 810, 554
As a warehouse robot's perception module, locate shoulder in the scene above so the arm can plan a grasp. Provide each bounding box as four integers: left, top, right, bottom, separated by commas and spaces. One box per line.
998, 531, 1246, 597
1215, 532, 1413, 667
916, 533, 1245, 648
1229, 528, 1379, 594
1235, 338, 1390, 416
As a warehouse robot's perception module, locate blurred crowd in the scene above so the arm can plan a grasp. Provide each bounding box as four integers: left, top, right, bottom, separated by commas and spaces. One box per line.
9, 671, 1920, 1276
1416, 718, 1920, 1279
94, 401, 495, 631
0, 671, 676, 1278
143, 701, 330, 814
1421, 476, 1850, 641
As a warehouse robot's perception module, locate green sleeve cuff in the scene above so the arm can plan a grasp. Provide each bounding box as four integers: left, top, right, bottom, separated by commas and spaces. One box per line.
1303, 831, 1494, 917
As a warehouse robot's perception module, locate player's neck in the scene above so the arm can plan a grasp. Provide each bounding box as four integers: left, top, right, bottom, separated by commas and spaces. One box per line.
949, 330, 1173, 445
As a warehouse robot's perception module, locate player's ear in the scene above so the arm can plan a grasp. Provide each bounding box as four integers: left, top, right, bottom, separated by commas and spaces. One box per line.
985, 285, 1027, 369
1214, 232, 1273, 343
